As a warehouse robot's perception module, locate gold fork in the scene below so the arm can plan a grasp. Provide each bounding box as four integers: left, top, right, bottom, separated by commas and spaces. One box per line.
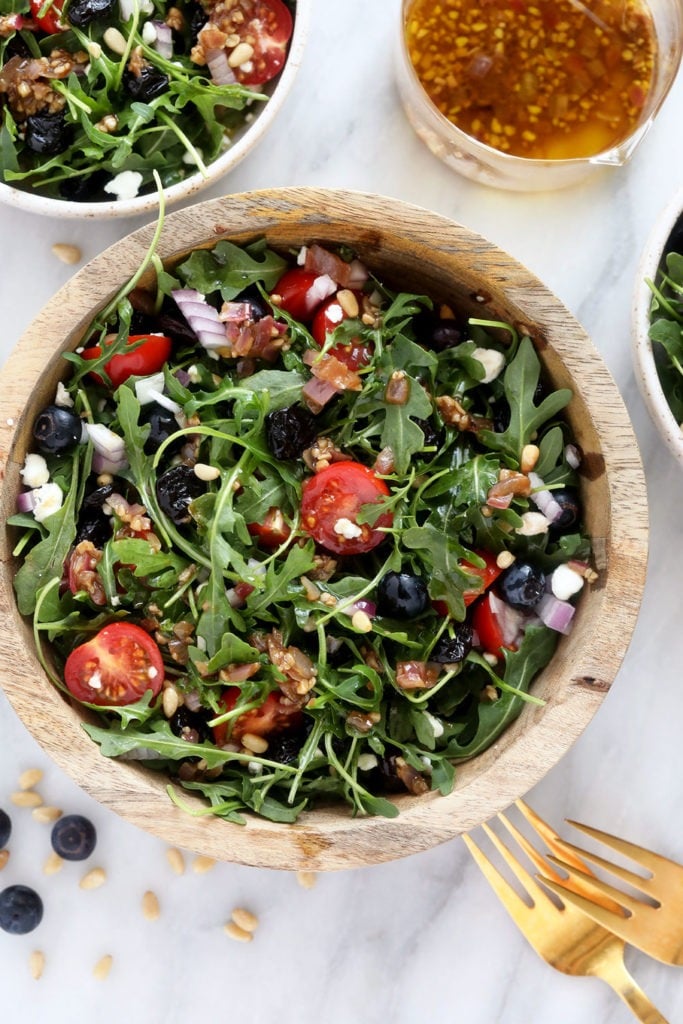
463, 801, 669, 1024
538, 818, 683, 967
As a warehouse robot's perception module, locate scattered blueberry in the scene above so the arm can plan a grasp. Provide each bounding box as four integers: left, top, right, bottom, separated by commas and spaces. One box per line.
431, 623, 474, 663
377, 571, 430, 619
156, 464, 205, 525
265, 405, 317, 460
33, 405, 83, 455
0, 809, 11, 849
498, 562, 546, 611
51, 814, 97, 861
548, 487, 582, 537
66, 0, 115, 27
142, 404, 184, 457
0, 885, 43, 935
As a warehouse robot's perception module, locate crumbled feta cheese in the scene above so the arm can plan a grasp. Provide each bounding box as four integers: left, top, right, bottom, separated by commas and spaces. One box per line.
296, 246, 308, 266
357, 753, 379, 772
32, 482, 63, 523
119, 0, 153, 19
104, 170, 144, 201
135, 372, 167, 405
141, 20, 157, 43
423, 711, 444, 738
326, 303, 344, 325
20, 453, 49, 489
472, 346, 506, 383
551, 563, 584, 601
333, 517, 362, 540
182, 148, 204, 166
515, 511, 550, 536
187, 364, 201, 384
54, 381, 74, 408
247, 761, 263, 775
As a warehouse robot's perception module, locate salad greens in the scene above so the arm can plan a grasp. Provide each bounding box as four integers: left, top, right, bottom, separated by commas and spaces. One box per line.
10, 235, 592, 824
647, 247, 683, 424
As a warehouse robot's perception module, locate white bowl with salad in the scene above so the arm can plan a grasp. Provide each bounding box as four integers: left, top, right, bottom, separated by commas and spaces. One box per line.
633, 184, 683, 467
0, 188, 648, 870
0, 0, 309, 218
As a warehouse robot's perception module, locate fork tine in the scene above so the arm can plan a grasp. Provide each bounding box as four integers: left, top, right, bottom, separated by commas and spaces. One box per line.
545, 854, 649, 916
567, 819, 671, 876
462, 832, 533, 921
538, 872, 631, 933
497, 810, 567, 884
556, 834, 656, 898
484, 818, 557, 907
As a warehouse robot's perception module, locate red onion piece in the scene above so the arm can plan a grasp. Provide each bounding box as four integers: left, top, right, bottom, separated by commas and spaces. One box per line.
206, 46, 237, 85
565, 444, 581, 469
172, 289, 227, 351
85, 422, 126, 459
16, 490, 36, 513
536, 593, 575, 634
92, 451, 129, 474
174, 368, 191, 386
487, 492, 513, 510
151, 20, 173, 59
488, 591, 525, 647
350, 599, 377, 618
303, 274, 337, 313
528, 472, 564, 523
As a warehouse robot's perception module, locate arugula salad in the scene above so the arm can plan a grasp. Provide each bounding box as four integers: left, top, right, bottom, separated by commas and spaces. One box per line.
647, 233, 683, 426
0, 0, 294, 201
10, 231, 594, 824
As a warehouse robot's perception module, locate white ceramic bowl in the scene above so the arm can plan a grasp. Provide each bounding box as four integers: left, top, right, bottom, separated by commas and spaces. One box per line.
633, 184, 683, 466
0, 1, 310, 220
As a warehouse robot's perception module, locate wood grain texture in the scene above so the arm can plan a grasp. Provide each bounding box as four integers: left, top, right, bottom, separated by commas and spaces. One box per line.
0, 189, 649, 871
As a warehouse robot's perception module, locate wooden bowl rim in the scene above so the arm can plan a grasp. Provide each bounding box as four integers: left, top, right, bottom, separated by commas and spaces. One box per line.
0, 187, 649, 870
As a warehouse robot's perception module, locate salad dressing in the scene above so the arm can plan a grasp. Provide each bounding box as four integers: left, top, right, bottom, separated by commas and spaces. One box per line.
404, 0, 657, 160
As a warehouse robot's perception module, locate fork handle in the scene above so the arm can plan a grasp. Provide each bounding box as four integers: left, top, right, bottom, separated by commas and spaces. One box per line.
595, 949, 669, 1024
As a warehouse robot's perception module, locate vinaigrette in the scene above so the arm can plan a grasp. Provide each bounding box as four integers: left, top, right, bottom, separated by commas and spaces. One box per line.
404, 0, 657, 160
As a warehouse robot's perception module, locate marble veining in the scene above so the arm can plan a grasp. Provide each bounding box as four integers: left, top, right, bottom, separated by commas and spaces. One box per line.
2, 1, 683, 1020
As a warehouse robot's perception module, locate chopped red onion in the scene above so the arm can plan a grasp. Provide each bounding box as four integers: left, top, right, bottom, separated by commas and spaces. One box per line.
85, 422, 126, 459
488, 591, 525, 647
537, 593, 576, 634
16, 490, 36, 513
528, 471, 564, 523
174, 368, 191, 387
151, 19, 173, 59
206, 46, 237, 85
345, 259, 369, 290
172, 289, 227, 350
92, 451, 129, 474
565, 444, 581, 469
349, 599, 377, 618
487, 491, 513, 510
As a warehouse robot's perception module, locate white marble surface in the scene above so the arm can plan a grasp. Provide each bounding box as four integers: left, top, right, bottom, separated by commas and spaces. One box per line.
1, 1, 683, 1021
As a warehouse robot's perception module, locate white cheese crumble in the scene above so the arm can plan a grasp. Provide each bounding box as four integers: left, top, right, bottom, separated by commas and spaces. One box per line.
54, 381, 74, 408
357, 753, 379, 772
326, 303, 344, 325
515, 511, 550, 536
141, 20, 157, 44
296, 246, 308, 266
20, 453, 49, 489
32, 482, 63, 523
119, 0, 153, 18
472, 347, 506, 383
182, 148, 204, 167
333, 517, 362, 540
104, 170, 143, 201
551, 563, 584, 601
187, 364, 201, 384
423, 711, 444, 738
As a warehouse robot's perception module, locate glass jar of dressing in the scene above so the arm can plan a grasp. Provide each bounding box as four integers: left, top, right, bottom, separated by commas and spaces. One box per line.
396, 0, 683, 190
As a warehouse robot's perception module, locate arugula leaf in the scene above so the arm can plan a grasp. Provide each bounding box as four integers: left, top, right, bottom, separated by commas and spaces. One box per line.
178, 239, 287, 300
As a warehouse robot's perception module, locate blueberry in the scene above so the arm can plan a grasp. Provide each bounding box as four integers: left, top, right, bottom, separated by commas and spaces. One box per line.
265, 406, 317, 460
413, 311, 466, 352
431, 623, 474, 663
123, 65, 169, 103
25, 111, 71, 155
0, 885, 43, 935
0, 809, 11, 849
67, 0, 115, 26
548, 487, 582, 536
51, 814, 96, 861
235, 286, 270, 321
33, 405, 83, 455
156, 464, 205, 526
498, 562, 546, 611
377, 571, 430, 619
142, 404, 183, 457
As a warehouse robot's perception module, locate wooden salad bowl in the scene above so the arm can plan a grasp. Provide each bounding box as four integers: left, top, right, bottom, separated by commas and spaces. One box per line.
0, 189, 648, 871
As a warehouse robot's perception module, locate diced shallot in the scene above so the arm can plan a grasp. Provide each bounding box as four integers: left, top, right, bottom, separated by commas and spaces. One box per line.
172, 289, 227, 350
528, 472, 564, 523
536, 592, 576, 634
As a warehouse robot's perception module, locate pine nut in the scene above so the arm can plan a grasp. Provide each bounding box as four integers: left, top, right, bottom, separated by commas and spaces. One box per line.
51, 243, 81, 265
29, 951, 45, 980
103, 26, 127, 54
80, 867, 106, 890
0, 850, 9, 870
228, 41, 254, 67
11, 790, 43, 808
351, 610, 373, 633
18, 768, 43, 790
142, 890, 160, 920
44, 851, 63, 875
241, 732, 268, 754
496, 550, 515, 570
296, 870, 317, 889
231, 907, 258, 932
166, 847, 185, 875
32, 805, 63, 824
521, 443, 540, 474
191, 855, 216, 874
162, 685, 180, 718
193, 462, 221, 481
93, 955, 113, 980
336, 289, 359, 318
224, 921, 253, 942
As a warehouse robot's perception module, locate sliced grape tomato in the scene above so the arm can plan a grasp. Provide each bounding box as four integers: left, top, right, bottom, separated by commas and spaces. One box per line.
301, 461, 393, 556
63, 622, 164, 706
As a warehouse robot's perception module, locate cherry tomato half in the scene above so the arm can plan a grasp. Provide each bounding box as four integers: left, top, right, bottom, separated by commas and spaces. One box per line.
29, 0, 64, 33
301, 461, 393, 556
311, 293, 373, 371
247, 507, 291, 549
212, 688, 303, 747
272, 268, 322, 322
82, 334, 172, 388
462, 550, 503, 607
231, 0, 293, 85
64, 622, 164, 706
472, 592, 517, 657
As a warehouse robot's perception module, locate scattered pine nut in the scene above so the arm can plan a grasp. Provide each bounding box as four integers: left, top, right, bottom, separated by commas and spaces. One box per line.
193, 462, 220, 482
29, 951, 45, 980
231, 907, 258, 932
227, 41, 254, 67
32, 805, 63, 824
496, 550, 515, 570
51, 243, 81, 265
18, 768, 43, 790
336, 289, 360, 318
191, 855, 216, 874
162, 686, 180, 718
44, 851, 63, 875
166, 847, 185, 875
296, 870, 317, 890
224, 921, 253, 943
93, 955, 113, 980
520, 443, 540, 474
11, 790, 43, 808
241, 732, 268, 754
0, 850, 9, 870
102, 26, 127, 54
80, 867, 106, 890
351, 610, 373, 634
142, 890, 160, 921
